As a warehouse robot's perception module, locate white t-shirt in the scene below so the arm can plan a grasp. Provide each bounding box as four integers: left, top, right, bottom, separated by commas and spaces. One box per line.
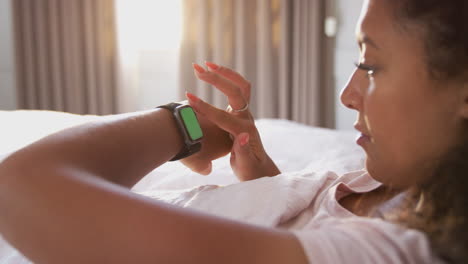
145, 169, 442, 264
284, 171, 441, 263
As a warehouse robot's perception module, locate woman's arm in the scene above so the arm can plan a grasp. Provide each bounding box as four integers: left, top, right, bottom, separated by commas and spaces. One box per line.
2, 109, 183, 188
0, 109, 307, 264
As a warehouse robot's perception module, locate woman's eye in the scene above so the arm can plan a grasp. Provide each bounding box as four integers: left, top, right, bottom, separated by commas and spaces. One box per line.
354, 62, 376, 78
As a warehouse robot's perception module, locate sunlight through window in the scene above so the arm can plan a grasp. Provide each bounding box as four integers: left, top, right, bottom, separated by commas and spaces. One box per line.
116, 0, 182, 51
115, 0, 183, 112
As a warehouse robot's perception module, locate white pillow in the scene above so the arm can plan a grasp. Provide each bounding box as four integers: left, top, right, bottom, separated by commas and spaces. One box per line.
0, 111, 365, 191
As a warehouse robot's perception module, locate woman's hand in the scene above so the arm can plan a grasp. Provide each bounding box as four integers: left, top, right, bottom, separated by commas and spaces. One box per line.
183, 62, 280, 181
179, 111, 233, 175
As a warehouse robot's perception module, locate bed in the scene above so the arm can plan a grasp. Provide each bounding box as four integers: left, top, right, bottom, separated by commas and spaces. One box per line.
0, 110, 365, 263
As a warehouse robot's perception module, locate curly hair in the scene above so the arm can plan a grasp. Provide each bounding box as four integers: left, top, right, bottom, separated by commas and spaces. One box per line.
385, 1, 468, 263
395, 138, 468, 263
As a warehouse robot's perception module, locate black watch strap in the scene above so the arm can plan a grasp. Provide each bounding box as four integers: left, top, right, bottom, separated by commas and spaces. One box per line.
157, 102, 182, 112
157, 103, 202, 161
170, 142, 202, 161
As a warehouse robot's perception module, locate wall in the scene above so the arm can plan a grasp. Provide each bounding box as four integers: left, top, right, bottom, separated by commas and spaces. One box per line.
0, 0, 17, 110
334, 0, 363, 130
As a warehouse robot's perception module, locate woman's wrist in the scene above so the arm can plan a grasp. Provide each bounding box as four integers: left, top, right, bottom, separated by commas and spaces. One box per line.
267, 156, 281, 176
261, 155, 281, 177
238, 154, 280, 181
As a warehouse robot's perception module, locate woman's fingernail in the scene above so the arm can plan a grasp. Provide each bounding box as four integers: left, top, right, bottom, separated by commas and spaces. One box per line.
205, 61, 219, 70
192, 63, 206, 74
185, 92, 202, 113
239, 133, 250, 147
186, 92, 200, 103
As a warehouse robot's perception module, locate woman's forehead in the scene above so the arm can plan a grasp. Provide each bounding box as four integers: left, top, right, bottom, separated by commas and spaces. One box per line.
355, 0, 403, 52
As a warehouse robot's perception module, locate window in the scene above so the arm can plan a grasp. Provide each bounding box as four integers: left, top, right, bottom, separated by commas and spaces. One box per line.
116, 0, 183, 111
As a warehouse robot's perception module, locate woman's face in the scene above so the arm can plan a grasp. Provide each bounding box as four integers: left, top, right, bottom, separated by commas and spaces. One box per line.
341, 0, 465, 188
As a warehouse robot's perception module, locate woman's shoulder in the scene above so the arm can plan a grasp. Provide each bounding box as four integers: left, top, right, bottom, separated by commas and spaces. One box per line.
281, 168, 370, 186
337, 169, 378, 186
292, 217, 443, 264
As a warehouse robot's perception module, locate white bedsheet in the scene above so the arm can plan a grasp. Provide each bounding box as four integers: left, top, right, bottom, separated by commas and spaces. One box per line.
0, 110, 365, 263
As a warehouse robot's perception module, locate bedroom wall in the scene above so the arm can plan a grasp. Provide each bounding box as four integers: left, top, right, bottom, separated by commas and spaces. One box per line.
0, 0, 17, 110
334, 0, 363, 130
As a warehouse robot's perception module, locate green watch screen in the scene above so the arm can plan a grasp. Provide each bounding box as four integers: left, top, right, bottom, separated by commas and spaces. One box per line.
180, 107, 203, 141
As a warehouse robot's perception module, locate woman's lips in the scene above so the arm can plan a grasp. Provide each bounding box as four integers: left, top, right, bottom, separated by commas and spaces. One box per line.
354, 123, 371, 146
356, 133, 371, 146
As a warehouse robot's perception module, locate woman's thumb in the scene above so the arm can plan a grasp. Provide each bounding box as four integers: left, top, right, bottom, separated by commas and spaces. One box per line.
234, 133, 250, 154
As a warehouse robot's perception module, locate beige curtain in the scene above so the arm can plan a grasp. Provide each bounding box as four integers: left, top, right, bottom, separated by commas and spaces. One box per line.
179, 0, 331, 127
12, 0, 117, 115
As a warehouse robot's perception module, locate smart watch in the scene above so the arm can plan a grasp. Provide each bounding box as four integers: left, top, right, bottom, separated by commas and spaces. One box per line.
157, 103, 203, 161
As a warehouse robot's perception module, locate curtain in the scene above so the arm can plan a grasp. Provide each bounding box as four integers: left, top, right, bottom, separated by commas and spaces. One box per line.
12, 0, 117, 115
179, 0, 330, 127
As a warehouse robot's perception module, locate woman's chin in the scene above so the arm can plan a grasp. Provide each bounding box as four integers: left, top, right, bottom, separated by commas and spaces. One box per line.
365, 159, 413, 189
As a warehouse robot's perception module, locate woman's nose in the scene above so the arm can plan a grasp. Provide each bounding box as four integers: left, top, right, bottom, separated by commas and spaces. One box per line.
340, 69, 362, 111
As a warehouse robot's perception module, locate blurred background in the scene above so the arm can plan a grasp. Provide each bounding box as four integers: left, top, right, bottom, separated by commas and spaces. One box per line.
0, 0, 363, 130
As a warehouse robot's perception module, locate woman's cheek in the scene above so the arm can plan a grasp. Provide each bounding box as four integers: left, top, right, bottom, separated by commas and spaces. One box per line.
368, 77, 377, 94
362, 78, 380, 137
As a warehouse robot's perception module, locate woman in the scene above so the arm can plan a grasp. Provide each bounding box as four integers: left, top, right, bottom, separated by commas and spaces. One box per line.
0, 0, 466, 263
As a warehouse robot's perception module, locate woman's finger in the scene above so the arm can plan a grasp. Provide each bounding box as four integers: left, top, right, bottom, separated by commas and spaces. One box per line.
186, 92, 242, 136
205, 62, 251, 103
199, 162, 212, 175
231, 132, 251, 163
193, 63, 247, 111
233, 133, 250, 156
